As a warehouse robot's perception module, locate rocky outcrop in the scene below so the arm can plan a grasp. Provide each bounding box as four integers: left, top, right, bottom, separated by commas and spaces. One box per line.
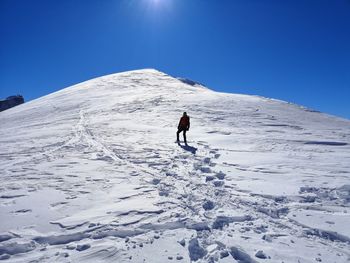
0, 95, 24, 112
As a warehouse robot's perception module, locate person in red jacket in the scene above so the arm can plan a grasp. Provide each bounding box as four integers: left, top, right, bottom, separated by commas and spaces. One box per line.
177, 112, 190, 145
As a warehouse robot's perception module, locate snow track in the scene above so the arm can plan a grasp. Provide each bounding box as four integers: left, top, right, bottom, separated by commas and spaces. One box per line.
71, 110, 126, 163
0, 69, 350, 262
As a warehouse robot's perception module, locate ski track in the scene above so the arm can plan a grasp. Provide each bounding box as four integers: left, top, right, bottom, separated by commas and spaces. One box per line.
0, 69, 350, 262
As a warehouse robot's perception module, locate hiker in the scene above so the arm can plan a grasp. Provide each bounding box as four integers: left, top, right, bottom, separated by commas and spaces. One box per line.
177, 112, 190, 145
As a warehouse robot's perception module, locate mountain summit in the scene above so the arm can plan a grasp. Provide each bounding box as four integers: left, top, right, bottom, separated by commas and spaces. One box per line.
0, 69, 349, 262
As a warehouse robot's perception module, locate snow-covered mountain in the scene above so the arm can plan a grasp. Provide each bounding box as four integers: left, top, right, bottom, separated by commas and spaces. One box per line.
0, 69, 349, 262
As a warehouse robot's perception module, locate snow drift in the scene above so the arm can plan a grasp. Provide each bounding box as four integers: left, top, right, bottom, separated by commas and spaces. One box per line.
0, 69, 349, 262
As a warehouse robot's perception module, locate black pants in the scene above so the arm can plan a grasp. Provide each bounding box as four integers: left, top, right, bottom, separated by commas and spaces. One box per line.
177, 128, 187, 143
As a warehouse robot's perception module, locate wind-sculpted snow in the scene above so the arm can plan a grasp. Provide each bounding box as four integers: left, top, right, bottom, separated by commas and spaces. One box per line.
0, 69, 350, 262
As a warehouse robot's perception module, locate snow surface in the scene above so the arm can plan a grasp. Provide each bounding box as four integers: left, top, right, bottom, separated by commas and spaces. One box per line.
0, 69, 350, 262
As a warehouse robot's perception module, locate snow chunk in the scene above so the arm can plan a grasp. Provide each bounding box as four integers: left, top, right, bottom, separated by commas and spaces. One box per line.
0, 242, 35, 256
188, 238, 207, 261
255, 250, 267, 259
34, 232, 90, 245
202, 200, 215, 210
257, 206, 289, 219
76, 244, 91, 251
205, 176, 215, 182
215, 171, 226, 180
92, 229, 145, 239
212, 215, 252, 230
230, 247, 258, 263
303, 228, 350, 243
178, 239, 186, 247
186, 222, 210, 232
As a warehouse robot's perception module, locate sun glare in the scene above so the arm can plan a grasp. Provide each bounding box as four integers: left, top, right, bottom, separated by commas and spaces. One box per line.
148, 0, 172, 7
142, 0, 173, 12
132, 0, 174, 19
149, 0, 165, 7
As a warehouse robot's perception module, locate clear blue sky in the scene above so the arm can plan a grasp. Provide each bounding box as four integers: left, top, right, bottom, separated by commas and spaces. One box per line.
1, 0, 349, 118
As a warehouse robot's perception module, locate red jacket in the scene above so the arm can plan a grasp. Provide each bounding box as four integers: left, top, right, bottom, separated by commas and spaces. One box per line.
178, 116, 190, 130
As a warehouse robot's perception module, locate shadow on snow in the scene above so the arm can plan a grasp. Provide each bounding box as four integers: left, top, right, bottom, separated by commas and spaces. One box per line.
178, 143, 197, 154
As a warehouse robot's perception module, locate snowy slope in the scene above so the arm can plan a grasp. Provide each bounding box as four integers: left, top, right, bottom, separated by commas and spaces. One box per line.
0, 69, 350, 262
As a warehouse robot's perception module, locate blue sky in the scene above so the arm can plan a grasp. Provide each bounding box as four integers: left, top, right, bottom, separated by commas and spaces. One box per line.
1, 0, 349, 118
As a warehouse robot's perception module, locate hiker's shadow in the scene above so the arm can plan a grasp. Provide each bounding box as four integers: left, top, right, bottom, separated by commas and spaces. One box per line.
179, 143, 197, 154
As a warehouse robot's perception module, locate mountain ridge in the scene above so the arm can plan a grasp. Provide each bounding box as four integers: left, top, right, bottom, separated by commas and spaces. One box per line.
2, 68, 348, 122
